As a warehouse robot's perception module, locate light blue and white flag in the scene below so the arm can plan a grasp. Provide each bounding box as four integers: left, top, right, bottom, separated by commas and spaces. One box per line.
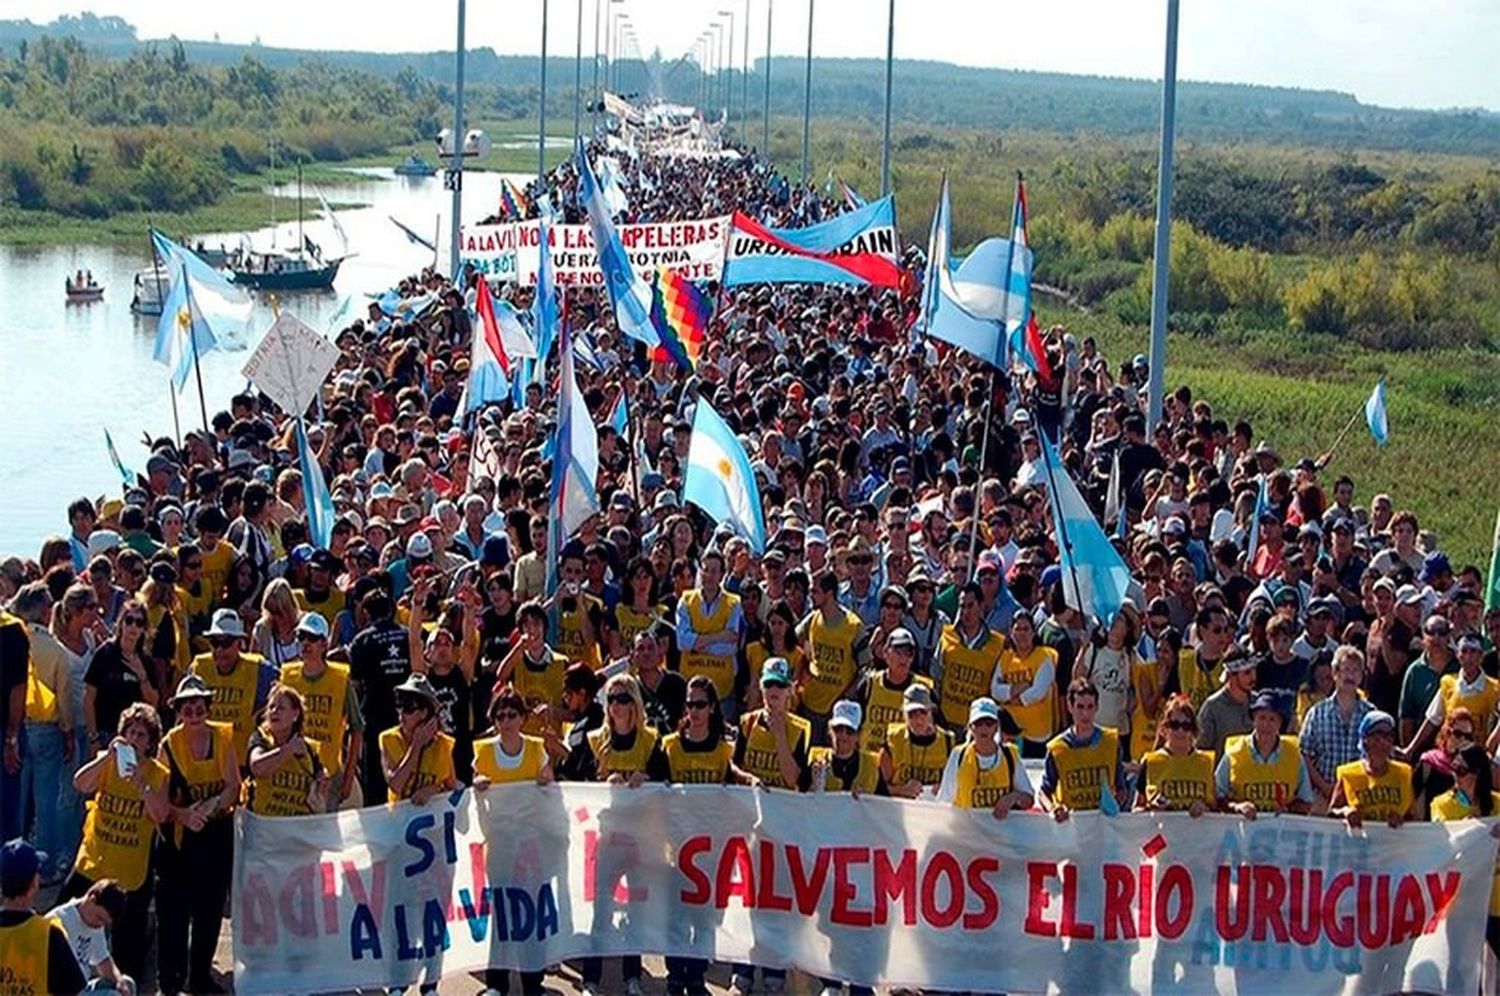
104, 429, 134, 487
683, 398, 767, 554
151, 230, 251, 391
1037, 431, 1133, 626
919, 176, 1008, 369
295, 418, 337, 550
545, 317, 601, 593
531, 207, 561, 378
610, 391, 629, 436
576, 138, 660, 348
1245, 475, 1271, 569
1366, 378, 1389, 446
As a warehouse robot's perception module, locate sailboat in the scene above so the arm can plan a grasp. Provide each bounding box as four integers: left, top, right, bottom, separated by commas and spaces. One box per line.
228, 160, 348, 291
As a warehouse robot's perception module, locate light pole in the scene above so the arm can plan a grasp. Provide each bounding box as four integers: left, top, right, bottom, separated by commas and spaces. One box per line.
448, 0, 466, 279
800, 0, 813, 184
591, 0, 601, 132
1146, 0, 1180, 430
711, 22, 725, 118
880, 0, 894, 196
742, 0, 751, 133
718, 9, 735, 130
612, 13, 629, 91
762, 0, 772, 154
539, 0, 549, 186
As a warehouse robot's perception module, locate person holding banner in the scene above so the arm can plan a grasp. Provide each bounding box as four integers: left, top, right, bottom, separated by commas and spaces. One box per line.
1039, 677, 1123, 821
880, 684, 954, 798
156, 674, 240, 996
1216, 689, 1315, 818
1329, 710, 1414, 828
378, 674, 456, 804
1429, 742, 1500, 958
1133, 694, 1214, 815
935, 696, 1033, 817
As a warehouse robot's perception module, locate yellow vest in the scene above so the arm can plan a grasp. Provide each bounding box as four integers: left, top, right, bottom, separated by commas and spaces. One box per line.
678, 589, 742, 699
163, 722, 235, 845
1436, 673, 1500, 740
189, 652, 265, 760
998, 646, 1057, 743
1335, 759, 1413, 823
885, 725, 953, 788
1224, 734, 1303, 806
1046, 727, 1120, 811
22, 624, 62, 724
379, 727, 456, 803
75, 757, 169, 891
952, 741, 1021, 810
24, 666, 59, 724
513, 650, 569, 736
861, 671, 931, 752
198, 539, 236, 610
246, 736, 323, 817
587, 725, 660, 777
556, 595, 604, 671
1129, 658, 1165, 761
1430, 790, 1500, 915
804, 608, 864, 717
810, 746, 881, 794
937, 624, 1006, 729
278, 661, 351, 776
1140, 748, 1216, 811
615, 603, 665, 651
295, 587, 347, 626
663, 733, 734, 784
472, 734, 547, 784
0, 914, 56, 994
1176, 648, 1222, 713
145, 594, 191, 681
738, 711, 811, 789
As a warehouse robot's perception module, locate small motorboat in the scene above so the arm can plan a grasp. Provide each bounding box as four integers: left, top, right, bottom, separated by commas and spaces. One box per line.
393, 153, 438, 177
130, 266, 169, 315
65, 270, 104, 304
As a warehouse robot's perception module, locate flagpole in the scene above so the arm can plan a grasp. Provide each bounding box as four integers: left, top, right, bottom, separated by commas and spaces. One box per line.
1038, 420, 1087, 623
181, 259, 211, 434
627, 385, 642, 503
1318, 402, 1367, 470
1146, 0, 1180, 430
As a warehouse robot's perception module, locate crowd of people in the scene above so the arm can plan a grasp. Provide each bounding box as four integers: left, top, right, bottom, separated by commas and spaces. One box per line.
3, 136, 1500, 996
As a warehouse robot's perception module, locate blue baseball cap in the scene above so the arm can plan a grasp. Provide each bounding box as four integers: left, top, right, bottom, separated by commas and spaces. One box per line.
1, 839, 46, 896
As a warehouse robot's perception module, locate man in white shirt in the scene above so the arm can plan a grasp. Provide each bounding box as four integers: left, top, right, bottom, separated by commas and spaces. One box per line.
50, 878, 134, 995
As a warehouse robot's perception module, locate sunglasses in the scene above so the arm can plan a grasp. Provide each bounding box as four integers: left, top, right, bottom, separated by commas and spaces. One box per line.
210, 637, 238, 649
121, 616, 147, 627
1165, 719, 1195, 732
1451, 730, 1475, 741
177, 701, 209, 716
398, 698, 427, 713
686, 699, 712, 711
297, 634, 326, 644
971, 717, 998, 728
183, 561, 203, 570
493, 709, 521, 720
607, 693, 634, 706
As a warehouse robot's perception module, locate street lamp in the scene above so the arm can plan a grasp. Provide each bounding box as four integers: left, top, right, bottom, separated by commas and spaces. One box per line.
718, 9, 736, 130
762, 0, 772, 154
880, 0, 894, 196
800, 0, 814, 184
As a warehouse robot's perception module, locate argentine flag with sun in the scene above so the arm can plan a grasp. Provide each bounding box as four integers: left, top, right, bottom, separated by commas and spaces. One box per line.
683, 398, 767, 554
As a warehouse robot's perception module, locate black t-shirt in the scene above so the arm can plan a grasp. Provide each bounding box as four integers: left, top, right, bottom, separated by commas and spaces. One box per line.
425, 665, 474, 782
0, 617, 29, 739
0, 909, 86, 995
561, 725, 671, 783
639, 670, 687, 734
348, 620, 412, 736
84, 641, 147, 743
830, 750, 890, 796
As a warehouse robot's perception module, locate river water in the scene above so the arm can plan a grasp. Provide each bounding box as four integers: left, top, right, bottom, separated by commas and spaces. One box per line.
0, 167, 525, 556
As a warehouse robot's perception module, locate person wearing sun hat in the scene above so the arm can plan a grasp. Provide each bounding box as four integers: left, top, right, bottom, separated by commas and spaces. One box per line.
936, 696, 1032, 817
1330, 710, 1414, 829
378, 673, 456, 805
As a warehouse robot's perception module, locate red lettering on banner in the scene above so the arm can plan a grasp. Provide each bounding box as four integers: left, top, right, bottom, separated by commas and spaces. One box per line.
342, 860, 386, 919
1025, 863, 1058, 937
1390, 875, 1428, 945
715, 836, 755, 909
1251, 864, 1289, 943
1058, 864, 1094, 939
1137, 863, 1154, 939
321, 861, 339, 934
830, 847, 872, 927
1424, 872, 1462, 933
278, 862, 318, 938
788, 845, 832, 915
963, 858, 1000, 930
756, 840, 793, 911
920, 852, 965, 929
872, 849, 917, 926
677, 835, 712, 904
1356, 874, 1392, 948
1322, 870, 1356, 948
1287, 868, 1323, 945
1215, 865, 1250, 941
1156, 864, 1193, 940
1103, 863, 1136, 941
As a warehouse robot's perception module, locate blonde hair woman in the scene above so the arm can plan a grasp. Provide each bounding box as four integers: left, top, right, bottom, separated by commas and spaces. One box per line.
250, 578, 301, 667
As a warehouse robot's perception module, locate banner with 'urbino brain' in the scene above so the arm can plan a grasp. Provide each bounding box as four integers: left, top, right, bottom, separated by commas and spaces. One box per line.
232, 785, 1495, 995
460, 217, 729, 286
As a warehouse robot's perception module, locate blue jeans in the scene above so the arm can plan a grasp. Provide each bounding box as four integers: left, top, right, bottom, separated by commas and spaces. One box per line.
1, 725, 24, 841
22, 721, 69, 876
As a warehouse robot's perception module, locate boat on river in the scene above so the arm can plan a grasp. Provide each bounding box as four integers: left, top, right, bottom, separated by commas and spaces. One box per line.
65, 271, 104, 303
225, 160, 347, 292
393, 153, 438, 177
129, 266, 169, 315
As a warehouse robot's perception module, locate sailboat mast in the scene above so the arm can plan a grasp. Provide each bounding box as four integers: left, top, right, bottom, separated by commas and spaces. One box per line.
268, 132, 277, 249
298, 160, 305, 258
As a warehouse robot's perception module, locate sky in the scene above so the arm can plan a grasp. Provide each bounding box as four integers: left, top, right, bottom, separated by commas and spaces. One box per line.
11, 0, 1499, 112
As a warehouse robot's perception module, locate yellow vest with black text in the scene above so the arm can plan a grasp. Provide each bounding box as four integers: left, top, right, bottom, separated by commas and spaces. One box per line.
514, 650, 569, 736
587, 725, 660, 777
379, 726, 456, 803
937, 624, 1006, 729
1435, 673, 1500, 740
246, 736, 324, 817
0, 914, 57, 994
1046, 727, 1120, 811
738, 711, 811, 789
278, 660, 351, 775
1225, 734, 1303, 806
1175, 648, 1222, 713
1336, 759, 1413, 823
75, 757, 169, 890
885, 725, 953, 788
663, 733, 734, 784
615, 603, 666, 652
804, 608, 863, 717
861, 671, 931, 752
1140, 748, 1215, 811
811, 746, 881, 794
998, 645, 1057, 742
556, 595, 605, 671
679, 589, 741, 699
162, 721, 235, 845
952, 741, 1021, 810
190, 652, 264, 760
473, 734, 548, 784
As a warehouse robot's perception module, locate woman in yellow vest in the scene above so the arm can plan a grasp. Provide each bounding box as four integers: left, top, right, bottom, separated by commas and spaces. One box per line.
735, 658, 813, 792
881, 684, 954, 798
379, 674, 457, 805
471, 685, 553, 996
1217, 690, 1314, 819
1129, 625, 1180, 762
613, 557, 668, 654
562, 673, 668, 994
1040, 677, 1122, 822
278, 612, 362, 806
992, 612, 1058, 758
936, 696, 1033, 817
1330, 710, 1414, 828
1133, 694, 1214, 816
744, 599, 807, 714
1429, 743, 1500, 958
246, 684, 329, 817
62, 701, 170, 983
662, 675, 757, 996
156, 673, 241, 996
497, 601, 572, 738
675, 552, 744, 702
811, 700, 888, 796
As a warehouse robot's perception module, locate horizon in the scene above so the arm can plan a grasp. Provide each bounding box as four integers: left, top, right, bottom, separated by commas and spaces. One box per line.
4, 1, 1498, 116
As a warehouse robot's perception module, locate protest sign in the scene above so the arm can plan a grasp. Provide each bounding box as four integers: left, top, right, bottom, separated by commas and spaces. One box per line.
461, 217, 729, 286
241, 312, 341, 416
722, 196, 902, 287
233, 785, 1494, 995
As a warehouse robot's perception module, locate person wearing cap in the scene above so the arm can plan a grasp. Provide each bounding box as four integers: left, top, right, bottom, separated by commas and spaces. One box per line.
1133, 694, 1214, 816
931, 581, 1007, 733
797, 570, 871, 743
852, 627, 931, 755
1216, 688, 1314, 818
936, 697, 1033, 817
0, 838, 87, 995
379, 673, 457, 804
810, 700, 887, 797
156, 673, 241, 995
899, 570, 948, 676
294, 548, 347, 627
735, 658, 812, 792
63, 701, 169, 984
1403, 631, 1498, 758
1039, 677, 1123, 821
1195, 651, 1257, 761
1397, 612, 1459, 746
1293, 596, 1342, 664
991, 611, 1059, 758
188, 607, 276, 762
279, 612, 363, 807
879, 684, 953, 798
1330, 710, 1414, 829
675, 550, 745, 706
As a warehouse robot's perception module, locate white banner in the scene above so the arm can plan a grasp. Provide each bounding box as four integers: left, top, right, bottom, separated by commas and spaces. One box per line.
461, 218, 729, 286
233, 785, 1495, 995
240, 312, 341, 416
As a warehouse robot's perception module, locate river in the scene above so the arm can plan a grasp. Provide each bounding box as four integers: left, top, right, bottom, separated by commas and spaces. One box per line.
0, 167, 525, 557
